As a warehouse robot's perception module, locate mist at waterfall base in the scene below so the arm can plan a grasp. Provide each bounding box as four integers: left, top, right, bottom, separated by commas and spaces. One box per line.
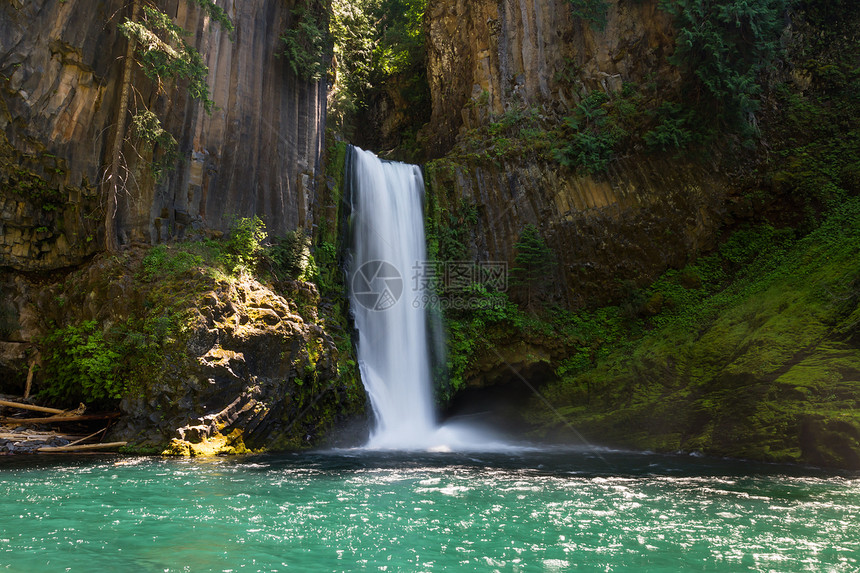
347, 146, 510, 451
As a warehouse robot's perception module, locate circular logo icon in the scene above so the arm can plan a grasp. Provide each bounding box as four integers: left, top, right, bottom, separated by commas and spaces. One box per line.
352, 260, 403, 311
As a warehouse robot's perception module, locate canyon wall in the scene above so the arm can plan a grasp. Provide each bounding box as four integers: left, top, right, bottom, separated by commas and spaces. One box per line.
422, 0, 729, 305
427, 156, 726, 306
0, 0, 325, 271
424, 0, 678, 155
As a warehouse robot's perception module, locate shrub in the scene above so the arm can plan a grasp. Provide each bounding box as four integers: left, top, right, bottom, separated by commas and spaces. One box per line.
553, 92, 627, 173
141, 244, 202, 280
40, 321, 125, 405
660, 0, 792, 129
267, 229, 318, 282
279, 4, 330, 81
566, 0, 610, 30
221, 216, 267, 274
511, 224, 557, 308
643, 102, 698, 151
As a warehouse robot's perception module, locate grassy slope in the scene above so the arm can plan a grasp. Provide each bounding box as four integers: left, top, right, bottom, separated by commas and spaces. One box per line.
530, 201, 860, 467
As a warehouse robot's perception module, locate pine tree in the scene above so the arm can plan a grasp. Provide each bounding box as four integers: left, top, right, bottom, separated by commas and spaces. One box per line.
510, 224, 556, 309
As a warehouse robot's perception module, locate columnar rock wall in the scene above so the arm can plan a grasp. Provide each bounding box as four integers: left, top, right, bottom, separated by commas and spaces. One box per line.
424, 0, 727, 306
428, 156, 726, 306
0, 0, 326, 271
425, 0, 677, 155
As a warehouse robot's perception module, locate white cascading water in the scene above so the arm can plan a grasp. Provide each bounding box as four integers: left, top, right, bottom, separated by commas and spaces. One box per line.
348, 146, 512, 451
347, 146, 438, 449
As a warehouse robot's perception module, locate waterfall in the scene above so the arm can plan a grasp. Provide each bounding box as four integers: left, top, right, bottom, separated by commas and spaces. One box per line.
347, 146, 510, 451
347, 146, 439, 449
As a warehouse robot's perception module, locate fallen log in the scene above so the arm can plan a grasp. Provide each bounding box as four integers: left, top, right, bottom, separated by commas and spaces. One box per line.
0, 432, 86, 441
64, 427, 108, 448
38, 442, 127, 453
0, 400, 65, 415
0, 413, 120, 425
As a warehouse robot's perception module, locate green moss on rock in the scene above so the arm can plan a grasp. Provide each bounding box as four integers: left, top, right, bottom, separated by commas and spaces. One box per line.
528, 199, 860, 468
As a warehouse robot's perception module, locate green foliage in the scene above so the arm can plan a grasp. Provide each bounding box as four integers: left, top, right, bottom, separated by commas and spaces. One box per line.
370, 0, 427, 78
131, 109, 179, 181
186, 0, 234, 32
41, 270, 193, 409
312, 138, 350, 295
553, 92, 627, 173
565, 0, 610, 30
279, 3, 330, 81
531, 197, 860, 464
141, 218, 270, 280
643, 102, 699, 151
328, 0, 429, 137
115, 0, 233, 181
5, 164, 64, 209
511, 224, 557, 308
119, 5, 216, 112
141, 243, 202, 280
328, 1, 374, 130
311, 239, 337, 292
660, 0, 792, 129
455, 103, 550, 163
40, 321, 124, 405
267, 229, 319, 283
764, 1, 860, 211
442, 288, 525, 401
436, 200, 478, 262
138, 218, 327, 284
221, 216, 267, 274
453, 84, 652, 172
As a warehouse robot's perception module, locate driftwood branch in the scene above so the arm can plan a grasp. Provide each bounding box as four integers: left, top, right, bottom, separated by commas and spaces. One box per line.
23, 359, 36, 399
64, 427, 109, 448
0, 400, 65, 415
38, 442, 127, 453
0, 432, 86, 441
0, 413, 120, 425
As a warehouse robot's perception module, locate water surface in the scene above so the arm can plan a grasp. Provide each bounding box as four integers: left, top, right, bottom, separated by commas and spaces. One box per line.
0, 449, 857, 572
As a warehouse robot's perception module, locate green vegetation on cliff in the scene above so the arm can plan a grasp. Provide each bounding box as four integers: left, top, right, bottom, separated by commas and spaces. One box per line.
105, 0, 234, 252
328, 0, 429, 148
279, 1, 330, 81
425, 0, 860, 468
432, 193, 860, 467
440, 0, 797, 173
565, 0, 610, 30
531, 199, 860, 467
658, 0, 792, 135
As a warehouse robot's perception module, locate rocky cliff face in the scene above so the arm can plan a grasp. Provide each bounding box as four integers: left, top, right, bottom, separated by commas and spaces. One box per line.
427, 156, 727, 306
424, 0, 678, 156
1, 0, 325, 271
1, 247, 365, 454
421, 0, 727, 306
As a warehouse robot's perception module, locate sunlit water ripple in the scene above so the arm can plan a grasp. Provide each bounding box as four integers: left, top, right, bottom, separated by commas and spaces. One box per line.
0, 449, 857, 572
